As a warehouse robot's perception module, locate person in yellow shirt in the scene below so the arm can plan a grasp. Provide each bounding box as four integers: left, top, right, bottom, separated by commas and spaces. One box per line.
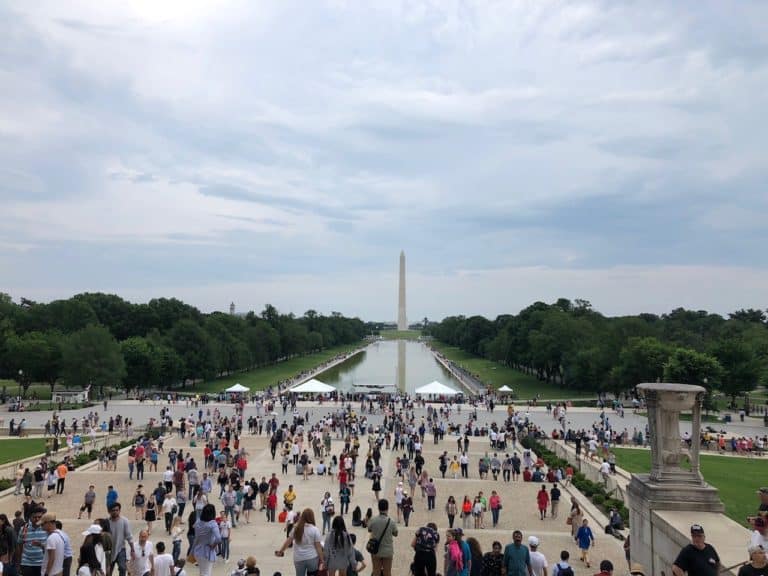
283, 485, 297, 509
56, 462, 68, 494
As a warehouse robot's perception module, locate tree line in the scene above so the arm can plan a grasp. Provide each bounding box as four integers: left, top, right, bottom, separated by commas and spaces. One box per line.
0, 293, 366, 395
428, 299, 768, 407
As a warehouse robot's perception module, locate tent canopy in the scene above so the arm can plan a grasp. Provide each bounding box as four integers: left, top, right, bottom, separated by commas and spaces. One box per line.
497, 385, 513, 393
290, 379, 336, 393
415, 380, 459, 395
224, 383, 249, 393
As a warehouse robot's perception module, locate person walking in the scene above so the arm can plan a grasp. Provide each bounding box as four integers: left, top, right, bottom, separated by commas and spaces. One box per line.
537, 486, 549, 520
18, 506, 47, 576
367, 499, 398, 576
411, 522, 439, 576
190, 504, 221, 576
466, 537, 483, 576
482, 541, 504, 576
402, 491, 414, 527
446, 496, 458, 529
489, 491, 502, 528
321, 492, 335, 536
323, 516, 355, 576
453, 529, 471, 576
55, 462, 67, 495
41, 513, 65, 576
443, 530, 463, 576
528, 536, 548, 576
162, 493, 178, 535
130, 530, 154, 576
425, 479, 437, 511
78, 486, 97, 520
567, 501, 582, 538
575, 519, 595, 568
461, 497, 472, 530
108, 502, 136, 576
275, 508, 325, 576
502, 530, 532, 576
550, 485, 561, 519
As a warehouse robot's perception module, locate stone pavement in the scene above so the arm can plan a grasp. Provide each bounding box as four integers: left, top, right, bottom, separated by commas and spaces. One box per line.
0, 403, 630, 576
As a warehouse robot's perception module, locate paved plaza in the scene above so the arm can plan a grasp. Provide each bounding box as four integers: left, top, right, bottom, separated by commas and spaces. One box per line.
0, 400, 640, 576
5, 398, 766, 439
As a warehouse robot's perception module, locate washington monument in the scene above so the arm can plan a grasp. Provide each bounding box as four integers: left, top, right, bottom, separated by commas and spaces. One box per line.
397, 250, 407, 330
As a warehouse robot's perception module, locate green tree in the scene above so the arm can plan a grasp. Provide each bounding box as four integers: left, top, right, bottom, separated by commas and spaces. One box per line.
663, 347, 722, 412
711, 339, 762, 407
167, 319, 217, 380
60, 324, 126, 396
5, 331, 62, 397
121, 336, 160, 391
614, 337, 670, 390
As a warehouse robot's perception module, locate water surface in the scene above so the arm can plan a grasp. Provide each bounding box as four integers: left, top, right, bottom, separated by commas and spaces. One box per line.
319, 340, 463, 394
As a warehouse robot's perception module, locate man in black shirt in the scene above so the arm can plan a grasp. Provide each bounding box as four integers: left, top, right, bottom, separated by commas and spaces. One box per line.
672, 524, 720, 576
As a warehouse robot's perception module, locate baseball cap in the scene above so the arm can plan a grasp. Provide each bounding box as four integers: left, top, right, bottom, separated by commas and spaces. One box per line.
528, 536, 539, 547
82, 524, 103, 536
748, 545, 765, 555
757, 488, 768, 494
690, 524, 705, 534
630, 563, 646, 575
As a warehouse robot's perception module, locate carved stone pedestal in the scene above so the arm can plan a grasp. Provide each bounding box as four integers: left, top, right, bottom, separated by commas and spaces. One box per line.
626, 383, 725, 576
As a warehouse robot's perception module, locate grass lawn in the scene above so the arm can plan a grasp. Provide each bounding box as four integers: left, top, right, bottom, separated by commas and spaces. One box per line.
379, 330, 422, 340
186, 343, 365, 393
0, 438, 48, 465
430, 342, 594, 400
611, 447, 762, 525
0, 382, 54, 400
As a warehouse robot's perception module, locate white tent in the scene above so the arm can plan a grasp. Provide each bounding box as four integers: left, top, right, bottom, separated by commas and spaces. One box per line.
290, 379, 336, 393
415, 380, 459, 395
497, 385, 513, 393
224, 383, 249, 393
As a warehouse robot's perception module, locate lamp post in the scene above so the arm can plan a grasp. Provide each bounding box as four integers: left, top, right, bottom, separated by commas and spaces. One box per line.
17, 369, 23, 398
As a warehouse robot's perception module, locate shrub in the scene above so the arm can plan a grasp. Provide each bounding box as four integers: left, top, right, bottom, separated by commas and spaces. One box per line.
592, 494, 605, 505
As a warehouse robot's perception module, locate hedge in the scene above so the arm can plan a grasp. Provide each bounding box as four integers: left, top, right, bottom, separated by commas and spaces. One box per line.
521, 437, 630, 525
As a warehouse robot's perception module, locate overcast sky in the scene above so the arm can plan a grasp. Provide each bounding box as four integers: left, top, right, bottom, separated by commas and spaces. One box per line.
2, 1, 767, 322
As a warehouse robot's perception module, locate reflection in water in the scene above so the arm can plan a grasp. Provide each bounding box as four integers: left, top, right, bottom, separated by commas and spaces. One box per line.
396, 340, 406, 392
318, 340, 462, 394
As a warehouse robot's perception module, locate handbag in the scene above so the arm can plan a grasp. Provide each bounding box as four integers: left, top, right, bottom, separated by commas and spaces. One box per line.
365, 518, 390, 555
566, 516, 572, 525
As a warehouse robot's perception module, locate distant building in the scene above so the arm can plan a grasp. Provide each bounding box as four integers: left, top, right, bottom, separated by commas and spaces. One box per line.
229, 302, 235, 315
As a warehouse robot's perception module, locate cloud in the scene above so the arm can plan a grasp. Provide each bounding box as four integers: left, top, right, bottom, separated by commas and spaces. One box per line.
1, 1, 766, 320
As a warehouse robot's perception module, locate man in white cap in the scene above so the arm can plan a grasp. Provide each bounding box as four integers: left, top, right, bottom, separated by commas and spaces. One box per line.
529, 536, 548, 576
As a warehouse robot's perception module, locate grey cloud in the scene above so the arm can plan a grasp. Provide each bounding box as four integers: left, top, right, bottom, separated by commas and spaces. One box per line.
198, 184, 356, 221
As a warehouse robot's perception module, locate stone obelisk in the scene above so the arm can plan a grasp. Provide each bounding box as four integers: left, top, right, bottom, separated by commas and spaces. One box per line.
397, 250, 407, 330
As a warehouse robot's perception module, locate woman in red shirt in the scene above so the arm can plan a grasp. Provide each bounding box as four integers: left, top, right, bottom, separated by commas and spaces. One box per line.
489, 490, 502, 528
537, 484, 550, 520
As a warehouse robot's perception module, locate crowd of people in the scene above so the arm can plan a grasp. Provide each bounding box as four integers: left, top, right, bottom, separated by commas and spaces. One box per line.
0, 390, 765, 576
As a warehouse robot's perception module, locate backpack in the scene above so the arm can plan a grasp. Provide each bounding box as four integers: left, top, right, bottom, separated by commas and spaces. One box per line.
556, 563, 574, 576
